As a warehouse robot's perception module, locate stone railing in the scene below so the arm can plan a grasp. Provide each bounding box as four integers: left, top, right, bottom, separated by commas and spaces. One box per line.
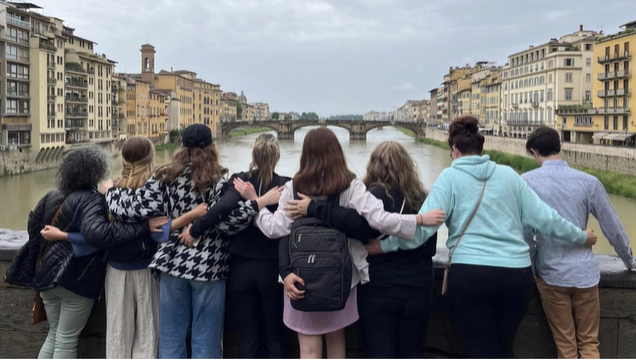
1, 229, 635, 358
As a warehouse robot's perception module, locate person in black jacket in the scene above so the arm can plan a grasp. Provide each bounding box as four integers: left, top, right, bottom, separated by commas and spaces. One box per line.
285, 141, 437, 358
181, 133, 288, 358
5, 146, 166, 359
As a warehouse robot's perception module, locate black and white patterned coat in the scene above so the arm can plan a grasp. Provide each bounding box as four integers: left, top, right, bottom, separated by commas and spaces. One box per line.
105, 165, 256, 281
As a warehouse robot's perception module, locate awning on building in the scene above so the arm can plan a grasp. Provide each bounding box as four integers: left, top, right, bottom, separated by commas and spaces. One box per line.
479, 127, 494, 132
604, 133, 634, 141
592, 132, 609, 140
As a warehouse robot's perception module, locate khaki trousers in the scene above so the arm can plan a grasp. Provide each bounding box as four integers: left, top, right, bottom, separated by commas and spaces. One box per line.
536, 278, 600, 359
105, 265, 160, 359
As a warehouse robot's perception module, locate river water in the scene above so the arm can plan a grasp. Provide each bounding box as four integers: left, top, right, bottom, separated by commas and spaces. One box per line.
1, 126, 634, 255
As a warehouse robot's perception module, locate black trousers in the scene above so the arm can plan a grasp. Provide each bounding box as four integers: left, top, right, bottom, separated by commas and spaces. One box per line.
448, 264, 534, 359
357, 291, 432, 358
227, 256, 287, 358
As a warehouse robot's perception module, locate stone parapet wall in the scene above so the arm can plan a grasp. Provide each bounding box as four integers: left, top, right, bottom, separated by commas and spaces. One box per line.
1, 246, 635, 358
425, 129, 636, 176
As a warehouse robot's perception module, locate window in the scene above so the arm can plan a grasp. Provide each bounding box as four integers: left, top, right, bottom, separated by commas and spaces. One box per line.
624, 116, 629, 130
585, 44, 592, 51
586, 58, 591, 67
548, 74, 553, 83
548, 60, 554, 69
564, 58, 574, 67
548, 110, 552, 122
565, 73, 573, 82
574, 116, 592, 126
585, 91, 591, 102
6, 45, 17, 60
565, 88, 573, 100
613, 116, 619, 130
604, 116, 609, 130
547, 89, 553, 102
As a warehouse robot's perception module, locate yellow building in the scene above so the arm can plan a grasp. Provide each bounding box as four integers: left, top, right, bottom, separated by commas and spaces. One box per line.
137, 44, 221, 136
221, 94, 239, 123
149, 90, 167, 140
559, 22, 635, 146
482, 73, 502, 135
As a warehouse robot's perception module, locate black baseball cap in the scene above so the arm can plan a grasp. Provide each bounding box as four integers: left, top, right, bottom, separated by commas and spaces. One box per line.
182, 124, 213, 148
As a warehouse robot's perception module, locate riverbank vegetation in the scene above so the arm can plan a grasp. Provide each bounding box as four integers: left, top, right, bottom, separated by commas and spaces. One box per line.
154, 142, 181, 151
397, 127, 416, 137
228, 127, 273, 138
418, 137, 636, 200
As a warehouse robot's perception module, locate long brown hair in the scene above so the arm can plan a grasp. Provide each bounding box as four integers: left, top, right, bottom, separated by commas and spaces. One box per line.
117, 136, 155, 190
363, 141, 427, 211
293, 127, 355, 196
155, 144, 227, 195
249, 133, 280, 189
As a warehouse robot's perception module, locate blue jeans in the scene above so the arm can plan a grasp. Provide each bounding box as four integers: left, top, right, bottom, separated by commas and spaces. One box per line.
159, 273, 226, 359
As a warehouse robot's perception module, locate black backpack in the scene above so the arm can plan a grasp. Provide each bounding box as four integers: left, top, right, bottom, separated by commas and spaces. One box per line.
287, 188, 352, 312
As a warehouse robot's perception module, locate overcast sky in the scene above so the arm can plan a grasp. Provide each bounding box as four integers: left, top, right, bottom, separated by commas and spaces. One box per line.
46, 0, 632, 116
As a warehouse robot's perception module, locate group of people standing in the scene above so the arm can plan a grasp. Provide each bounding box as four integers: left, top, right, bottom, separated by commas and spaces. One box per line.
5, 115, 634, 359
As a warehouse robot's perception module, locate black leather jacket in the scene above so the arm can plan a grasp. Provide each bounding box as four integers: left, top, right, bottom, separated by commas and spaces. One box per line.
5, 187, 150, 299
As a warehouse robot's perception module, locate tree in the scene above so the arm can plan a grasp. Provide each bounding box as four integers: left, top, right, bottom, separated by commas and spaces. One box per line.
236, 102, 243, 116
300, 112, 320, 120
272, 112, 280, 120
284, 114, 292, 121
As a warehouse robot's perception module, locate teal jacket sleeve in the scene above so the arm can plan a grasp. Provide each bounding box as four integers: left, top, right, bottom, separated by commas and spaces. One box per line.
518, 176, 587, 245
381, 170, 453, 253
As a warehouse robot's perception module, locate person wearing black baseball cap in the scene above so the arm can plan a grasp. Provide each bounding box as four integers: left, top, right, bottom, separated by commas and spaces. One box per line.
104, 123, 255, 358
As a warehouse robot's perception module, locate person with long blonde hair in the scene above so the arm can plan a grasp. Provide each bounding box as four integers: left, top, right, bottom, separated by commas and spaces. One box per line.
103, 125, 257, 359
182, 133, 289, 358
233, 128, 445, 359
40, 136, 208, 358
288, 141, 438, 358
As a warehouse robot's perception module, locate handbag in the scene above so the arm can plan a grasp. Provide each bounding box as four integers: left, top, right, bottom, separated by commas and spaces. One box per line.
31, 200, 66, 325
442, 180, 487, 296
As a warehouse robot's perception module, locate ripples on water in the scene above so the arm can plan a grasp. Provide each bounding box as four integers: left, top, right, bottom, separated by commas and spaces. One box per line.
1, 126, 634, 255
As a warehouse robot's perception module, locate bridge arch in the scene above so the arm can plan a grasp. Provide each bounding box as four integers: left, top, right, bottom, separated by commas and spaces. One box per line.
220, 121, 281, 138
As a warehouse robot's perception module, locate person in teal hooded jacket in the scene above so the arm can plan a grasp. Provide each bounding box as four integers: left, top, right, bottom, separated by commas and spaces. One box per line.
365, 116, 597, 359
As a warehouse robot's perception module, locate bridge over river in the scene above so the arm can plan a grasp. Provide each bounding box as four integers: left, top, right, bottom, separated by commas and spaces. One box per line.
220, 119, 427, 140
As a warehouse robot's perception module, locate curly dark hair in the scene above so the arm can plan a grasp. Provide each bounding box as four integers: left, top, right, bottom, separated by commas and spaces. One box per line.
448, 116, 485, 155
56, 146, 110, 194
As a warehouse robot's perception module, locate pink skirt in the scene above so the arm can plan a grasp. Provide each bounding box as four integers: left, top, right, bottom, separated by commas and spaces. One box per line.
283, 287, 359, 335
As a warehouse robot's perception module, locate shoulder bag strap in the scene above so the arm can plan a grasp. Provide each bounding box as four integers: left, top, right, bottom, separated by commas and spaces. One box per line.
399, 199, 406, 214
446, 181, 487, 270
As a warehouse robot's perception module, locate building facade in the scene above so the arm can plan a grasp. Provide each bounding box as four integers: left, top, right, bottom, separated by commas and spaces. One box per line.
559, 22, 635, 146
501, 25, 597, 138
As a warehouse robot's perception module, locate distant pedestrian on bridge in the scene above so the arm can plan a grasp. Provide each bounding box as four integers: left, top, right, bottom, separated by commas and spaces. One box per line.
523, 126, 635, 359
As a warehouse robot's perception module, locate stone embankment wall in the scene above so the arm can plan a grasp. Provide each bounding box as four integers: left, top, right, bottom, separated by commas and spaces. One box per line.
1, 244, 635, 358
0, 142, 119, 177
425, 129, 636, 176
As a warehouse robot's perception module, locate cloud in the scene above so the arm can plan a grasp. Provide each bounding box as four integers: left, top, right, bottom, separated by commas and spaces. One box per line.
389, 83, 417, 91
541, 10, 567, 22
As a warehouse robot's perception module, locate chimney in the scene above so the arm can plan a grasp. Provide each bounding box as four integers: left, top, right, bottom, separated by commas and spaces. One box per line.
580, 24, 583, 31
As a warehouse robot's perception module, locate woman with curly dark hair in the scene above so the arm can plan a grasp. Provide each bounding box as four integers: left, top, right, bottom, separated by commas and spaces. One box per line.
5, 146, 166, 359
367, 116, 598, 358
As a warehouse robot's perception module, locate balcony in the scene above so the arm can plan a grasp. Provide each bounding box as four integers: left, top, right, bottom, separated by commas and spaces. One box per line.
512, 102, 519, 109
47, 78, 56, 85
47, 61, 56, 69
65, 64, 89, 75
616, 88, 630, 96
65, 79, 88, 88
6, 55, 29, 64
65, 95, 88, 104
5, 108, 30, 116
556, 104, 593, 115
66, 108, 88, 118
47, 95, 55, 102
506, 120, 545, 126
6, 90, 29, 98
598, 89, 618, 97
39, 42, 57, 53
531, 100, 539, 108
599, 72, 617, 80
118, 113, 125, 120
5, 35, 29, 46
65, 120, 85, 130
598, 51, 632, 63
47, 111, 55, 119
7, 16, 30, 29
616, 69, 631, 79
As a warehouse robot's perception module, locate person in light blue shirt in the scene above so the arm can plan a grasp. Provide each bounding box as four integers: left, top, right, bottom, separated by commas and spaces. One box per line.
522, 126, 634, 359
365, 116, 597, 359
